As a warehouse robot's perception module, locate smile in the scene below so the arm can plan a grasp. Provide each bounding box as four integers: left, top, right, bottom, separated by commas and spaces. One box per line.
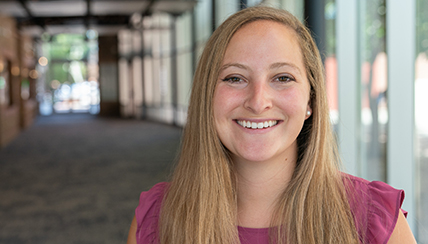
236, 120, 278, 129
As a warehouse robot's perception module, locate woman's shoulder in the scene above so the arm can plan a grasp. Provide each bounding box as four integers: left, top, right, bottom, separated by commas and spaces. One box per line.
342, 173, 406, 243
343, 173, 405, 215
135, 182, 169, 244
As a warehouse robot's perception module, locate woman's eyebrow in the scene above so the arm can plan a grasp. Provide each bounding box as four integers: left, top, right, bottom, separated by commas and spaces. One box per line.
269, 62, 302, 75
220, 63, 250, 72
220, 62, 302, 75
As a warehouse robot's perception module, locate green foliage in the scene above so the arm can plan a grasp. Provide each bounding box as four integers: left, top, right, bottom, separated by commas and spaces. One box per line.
360, 0, 386, 63
417, 0, 428, 55
325, 0, 336, 57
49, 34, 89, 60
44, 33, 95, 86
51, 63, 69, 83
21, 79, 30, 88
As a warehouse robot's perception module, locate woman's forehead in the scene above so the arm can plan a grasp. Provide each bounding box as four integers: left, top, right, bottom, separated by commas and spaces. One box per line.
221, 20, 305, 74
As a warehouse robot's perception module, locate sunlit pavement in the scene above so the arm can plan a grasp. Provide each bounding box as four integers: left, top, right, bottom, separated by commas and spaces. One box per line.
0, 113, 182, 244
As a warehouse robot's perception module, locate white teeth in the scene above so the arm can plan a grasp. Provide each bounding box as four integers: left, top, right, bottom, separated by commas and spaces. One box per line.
251, 122, 257, 129
237, 120, 278, 129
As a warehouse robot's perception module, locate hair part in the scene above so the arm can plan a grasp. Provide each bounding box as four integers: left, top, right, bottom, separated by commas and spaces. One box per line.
159, 6, 359, 244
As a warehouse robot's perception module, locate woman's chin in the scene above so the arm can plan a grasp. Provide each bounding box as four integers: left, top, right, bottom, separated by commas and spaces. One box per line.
233, 150, 281, 164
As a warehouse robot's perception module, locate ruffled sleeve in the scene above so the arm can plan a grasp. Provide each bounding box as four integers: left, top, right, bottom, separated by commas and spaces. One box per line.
135, 182, 168, 244
345, 175, 406, 244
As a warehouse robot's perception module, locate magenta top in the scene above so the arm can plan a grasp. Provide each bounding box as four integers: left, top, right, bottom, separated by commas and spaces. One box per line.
135, 174, 406, 244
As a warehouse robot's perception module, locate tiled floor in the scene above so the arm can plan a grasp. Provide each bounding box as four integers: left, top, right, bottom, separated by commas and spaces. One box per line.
0, 114, 182, 244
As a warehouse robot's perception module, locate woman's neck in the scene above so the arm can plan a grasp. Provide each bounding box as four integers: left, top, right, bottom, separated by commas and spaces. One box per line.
234, 155, 296, 228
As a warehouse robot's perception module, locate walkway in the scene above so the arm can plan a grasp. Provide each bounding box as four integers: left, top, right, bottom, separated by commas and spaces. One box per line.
0, 113, 182, 244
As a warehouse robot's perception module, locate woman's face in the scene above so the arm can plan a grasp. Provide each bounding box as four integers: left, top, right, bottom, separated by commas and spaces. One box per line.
213, 20, 312, 165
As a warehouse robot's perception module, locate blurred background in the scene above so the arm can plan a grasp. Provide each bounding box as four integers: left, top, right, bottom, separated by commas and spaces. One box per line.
0, 0, 426, 243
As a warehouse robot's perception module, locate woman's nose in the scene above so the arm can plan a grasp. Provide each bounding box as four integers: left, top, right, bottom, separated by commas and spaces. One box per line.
243, 82, 273, 114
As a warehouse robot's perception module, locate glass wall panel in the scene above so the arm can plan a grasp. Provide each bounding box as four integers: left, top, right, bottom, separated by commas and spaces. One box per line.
262, 0, 281, 8
262, 0, 303, 21
143, 56, 153, 106
0, 59, 10, 106
142, 13, 174, 123
195, 0, 212, 62
132, 31, 143, 118
118, 58, 131, 115
152, 28, 162, 106
118, 30, 132, 117
176, 11, 193, 125
324, 0, 338, 128
416, 0, 428, 242
358, 0, 387, 181
247, 0, 263, 7
160, 14, 172, 106
216, 0, 238, 27
143, 18, 154, 107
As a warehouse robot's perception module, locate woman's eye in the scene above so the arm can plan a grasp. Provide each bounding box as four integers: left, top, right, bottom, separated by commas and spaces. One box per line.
277, 75, 294, 83
222, 76, 243, 83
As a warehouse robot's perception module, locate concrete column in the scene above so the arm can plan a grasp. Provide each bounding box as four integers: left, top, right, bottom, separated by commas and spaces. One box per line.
336, 0, 360, 176
386, 0, 416, 234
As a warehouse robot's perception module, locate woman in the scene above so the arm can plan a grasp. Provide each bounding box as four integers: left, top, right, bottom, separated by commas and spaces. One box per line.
127, 6, 416, 244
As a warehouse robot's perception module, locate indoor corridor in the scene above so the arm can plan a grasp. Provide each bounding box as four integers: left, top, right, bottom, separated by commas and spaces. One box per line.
0, 113, 182, 244
0, 0, 427, 242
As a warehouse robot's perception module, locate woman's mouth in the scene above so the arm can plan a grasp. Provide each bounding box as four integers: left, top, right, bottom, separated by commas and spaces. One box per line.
235, 120, 279, 129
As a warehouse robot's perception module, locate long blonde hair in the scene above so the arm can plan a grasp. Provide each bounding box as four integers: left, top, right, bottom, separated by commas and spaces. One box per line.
159, 6, 359, 244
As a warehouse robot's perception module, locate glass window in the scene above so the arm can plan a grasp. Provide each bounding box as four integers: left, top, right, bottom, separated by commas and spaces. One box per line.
415, 0, 428, 242
324, 0, 338, 128
194, 0, 212, 52
246, 0, 263, 7
358, 0, 387, 182
0, 59, 10, 106
216, 0, 238, 27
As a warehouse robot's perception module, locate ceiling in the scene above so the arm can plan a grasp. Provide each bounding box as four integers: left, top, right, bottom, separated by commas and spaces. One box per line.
0, 0, 197, 36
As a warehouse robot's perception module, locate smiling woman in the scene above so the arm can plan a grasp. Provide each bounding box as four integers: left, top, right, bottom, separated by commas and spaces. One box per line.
214, 20, 311, 166
127, 6, 416, 244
